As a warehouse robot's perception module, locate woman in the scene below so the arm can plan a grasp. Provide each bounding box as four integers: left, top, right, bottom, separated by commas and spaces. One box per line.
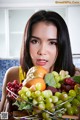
0, 10, 80, 112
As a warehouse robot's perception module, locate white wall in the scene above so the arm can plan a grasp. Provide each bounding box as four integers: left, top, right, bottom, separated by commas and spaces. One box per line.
0, 2, 80, 56
68, 6, 80, 54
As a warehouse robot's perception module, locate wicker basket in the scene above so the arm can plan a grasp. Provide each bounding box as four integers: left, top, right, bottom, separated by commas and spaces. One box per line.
12, 111, 79, 120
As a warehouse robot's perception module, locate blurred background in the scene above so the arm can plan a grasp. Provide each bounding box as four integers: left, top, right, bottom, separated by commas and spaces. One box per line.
0, 0, 80, 99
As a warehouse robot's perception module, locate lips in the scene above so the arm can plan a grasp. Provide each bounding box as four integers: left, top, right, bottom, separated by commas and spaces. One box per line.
36, 59, 48, 66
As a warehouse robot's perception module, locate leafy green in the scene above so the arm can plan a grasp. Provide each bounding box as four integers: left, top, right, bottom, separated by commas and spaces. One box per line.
72, 75, 80, 84
13, 100, 32, 110
44, 73, 57, 88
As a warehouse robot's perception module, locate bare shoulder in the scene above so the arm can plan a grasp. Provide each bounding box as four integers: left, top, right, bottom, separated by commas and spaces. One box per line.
6, 66, 19, 75
3, 66, 19, 84
75, 67, 80, 76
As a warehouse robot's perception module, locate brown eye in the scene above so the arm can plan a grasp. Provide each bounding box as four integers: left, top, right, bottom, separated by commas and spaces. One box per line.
30, 39, 38, 44
50, 41, 57, 46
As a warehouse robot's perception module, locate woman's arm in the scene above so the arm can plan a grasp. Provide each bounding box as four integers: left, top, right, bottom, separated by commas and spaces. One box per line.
0, 66, 19, 112
0, 69, 10, 112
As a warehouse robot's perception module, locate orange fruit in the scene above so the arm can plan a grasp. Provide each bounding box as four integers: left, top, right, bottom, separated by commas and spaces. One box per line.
27, 66, 48, 79
26, 78, 46, 91
34, 66, 48, 78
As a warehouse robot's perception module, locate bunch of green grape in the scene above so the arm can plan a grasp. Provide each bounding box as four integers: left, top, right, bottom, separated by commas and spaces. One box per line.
17, 85, 65, 119
52, 70, 70, 88
45, 70, 70, 89
18, 86, 56, 112
14, 83, 80, 119
55, 89, 80, 116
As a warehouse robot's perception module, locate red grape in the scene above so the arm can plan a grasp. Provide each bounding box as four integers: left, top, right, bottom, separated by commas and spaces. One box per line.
6, 80, 23, 99
64, 78, 76, 86
46, 86, 58, 95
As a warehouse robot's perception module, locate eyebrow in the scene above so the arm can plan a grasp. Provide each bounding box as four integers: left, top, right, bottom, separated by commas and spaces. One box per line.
31, 36, 57, 41
31, 36, 40, 40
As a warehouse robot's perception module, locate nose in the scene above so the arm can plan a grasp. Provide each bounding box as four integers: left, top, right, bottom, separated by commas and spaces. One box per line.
37, 44, 46, 55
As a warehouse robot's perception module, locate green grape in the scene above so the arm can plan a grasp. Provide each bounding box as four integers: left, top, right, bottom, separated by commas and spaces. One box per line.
67, 107, 74, 115
38, 102, 45, 110
46, 97, 53, 103
18, 89, 23, 95
42, 90, 52, 98
45, 102, 54, 110
49, 107, 55, 112
76, 94, 80, 101
59, 70, 69, 78
74, 84, 80, 94
71, 98, 80, 106
72, 105, 79, 115
42, 112, 46, 119
26, 90, 31, 97
64, 101, 71, 109
59, 70, 70, 81
55, 75, 60, 82
47, 90, 53, 96
55, 100, 63, 108
59, 75, 64, 81
34, 90, 41, 97
62, 91, 67, 94
35, 83, 42, 91
51, 96, 58, 103
68, 95, 73, 102
37, 95, 44, 102
38, 101, 44, 104
32, 99, 38, 105
31, 92, 36, 98
56, 83, 61, 88
59, 70, 66, 79
45, 113, 49, 120
60, 93, 68, 101
46, 118, 52, 120
42, 112, 50, 119
55, 92, 61, 99
68, 90, 76, 97
20, 93, 28, 101
52, 71, 59, 77
21, 86, 29, 92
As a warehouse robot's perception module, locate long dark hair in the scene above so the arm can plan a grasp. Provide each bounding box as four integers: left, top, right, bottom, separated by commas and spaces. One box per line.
20, 10, 75, 76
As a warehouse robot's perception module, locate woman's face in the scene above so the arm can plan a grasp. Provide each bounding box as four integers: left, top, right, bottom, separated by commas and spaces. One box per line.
29, 21, 58, 72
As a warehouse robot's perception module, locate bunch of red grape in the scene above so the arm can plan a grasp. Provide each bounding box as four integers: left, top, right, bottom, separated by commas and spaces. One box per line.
61, 77, 76, 92
6, 80, 22, 99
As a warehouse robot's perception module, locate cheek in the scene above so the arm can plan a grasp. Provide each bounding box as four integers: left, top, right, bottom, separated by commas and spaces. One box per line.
49, 46, 57, 55
29, 44, 37, 58
49, 48, 58, 62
